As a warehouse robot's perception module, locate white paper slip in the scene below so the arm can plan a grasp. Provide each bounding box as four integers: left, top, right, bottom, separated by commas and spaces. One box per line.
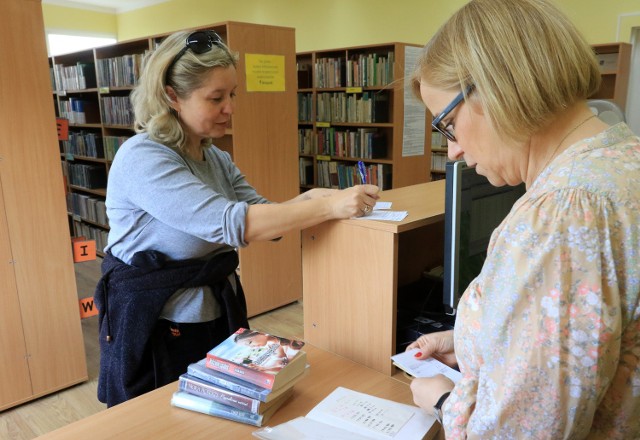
373, 201, 392, 210
353, 210, 408, 221
391, 349, 462, 383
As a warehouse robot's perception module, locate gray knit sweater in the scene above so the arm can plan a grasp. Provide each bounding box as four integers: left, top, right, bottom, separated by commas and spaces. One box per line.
104, 133, 269, 322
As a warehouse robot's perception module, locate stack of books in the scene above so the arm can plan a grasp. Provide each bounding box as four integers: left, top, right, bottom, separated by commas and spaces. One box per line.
170, 327, 307, 427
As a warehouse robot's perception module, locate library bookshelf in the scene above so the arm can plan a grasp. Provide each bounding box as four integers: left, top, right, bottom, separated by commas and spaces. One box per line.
590, 42, 631, 110
296, 43, 431, 192
50, 21, 301, 317
1, 0, 87, 411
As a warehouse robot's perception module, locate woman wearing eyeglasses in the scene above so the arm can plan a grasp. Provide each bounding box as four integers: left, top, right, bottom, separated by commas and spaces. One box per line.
94, 30, 379, 407
406, 0, 640, 438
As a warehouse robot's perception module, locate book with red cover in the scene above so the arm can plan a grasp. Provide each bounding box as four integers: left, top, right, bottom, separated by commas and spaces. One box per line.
205, 328, 306, 391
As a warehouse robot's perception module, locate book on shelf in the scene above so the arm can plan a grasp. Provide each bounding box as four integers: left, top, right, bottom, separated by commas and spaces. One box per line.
253, 386, 437, 440
205, 328, 306, 391
170, 388, 291, 427
188, 358, 308, 403
391, 349, 462, 383
178, 373, 295, 414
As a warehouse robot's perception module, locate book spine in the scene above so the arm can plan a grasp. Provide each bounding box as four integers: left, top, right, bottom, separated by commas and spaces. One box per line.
170, 391, 263, 427
187, 363, 269, 402
205, 355, 274, 390
178, 375, 260, 414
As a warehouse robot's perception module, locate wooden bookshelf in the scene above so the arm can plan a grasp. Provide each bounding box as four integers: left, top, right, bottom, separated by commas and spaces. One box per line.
296, 43, 431, 191
1, 0, 87, 411
51, 22, 301, 317
590, 42, 631, 110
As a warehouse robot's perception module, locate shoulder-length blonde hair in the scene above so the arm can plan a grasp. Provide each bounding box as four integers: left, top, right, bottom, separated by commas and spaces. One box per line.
130, 30, 238, 154
411, 0, 601, 142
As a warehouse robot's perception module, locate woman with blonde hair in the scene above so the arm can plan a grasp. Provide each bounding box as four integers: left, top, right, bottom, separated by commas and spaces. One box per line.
95, 30, 379, 407
407, 0, 640, 438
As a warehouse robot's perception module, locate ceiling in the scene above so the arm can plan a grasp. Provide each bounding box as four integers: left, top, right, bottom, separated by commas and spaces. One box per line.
42, 0, 170, 14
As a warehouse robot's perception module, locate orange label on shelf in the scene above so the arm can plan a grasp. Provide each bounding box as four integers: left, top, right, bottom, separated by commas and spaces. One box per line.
72, 240, 96, 262
79, 297, 99, 318
57, 118, 69, 141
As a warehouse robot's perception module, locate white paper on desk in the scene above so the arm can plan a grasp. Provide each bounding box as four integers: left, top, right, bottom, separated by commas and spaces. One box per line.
391, 349, 462, 383
253, 387, 436, 440
374, 201, 392, 210
353, 210, 408, 221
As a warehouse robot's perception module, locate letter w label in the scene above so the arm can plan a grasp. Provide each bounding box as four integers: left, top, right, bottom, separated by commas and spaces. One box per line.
79, 297, 99, 318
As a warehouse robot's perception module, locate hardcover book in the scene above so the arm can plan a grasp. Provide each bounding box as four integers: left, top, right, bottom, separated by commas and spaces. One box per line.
170, 389, 291, 427
187, 359, 307, 403
177, 373, 294, 414
205, 328, 306, 391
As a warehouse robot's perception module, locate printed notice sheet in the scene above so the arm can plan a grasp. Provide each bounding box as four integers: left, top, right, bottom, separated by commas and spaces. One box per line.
391, 349, 462, 383
402, 46, 426, 157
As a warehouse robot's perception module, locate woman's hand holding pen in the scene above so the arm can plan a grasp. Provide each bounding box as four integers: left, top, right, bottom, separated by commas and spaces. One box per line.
325, 184, 380, 219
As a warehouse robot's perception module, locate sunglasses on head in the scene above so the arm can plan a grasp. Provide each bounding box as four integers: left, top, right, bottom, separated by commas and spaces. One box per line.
165, 30, 225, 85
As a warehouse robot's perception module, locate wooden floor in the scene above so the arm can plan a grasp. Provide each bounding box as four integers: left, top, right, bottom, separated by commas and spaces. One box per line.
0, 258, 304, 440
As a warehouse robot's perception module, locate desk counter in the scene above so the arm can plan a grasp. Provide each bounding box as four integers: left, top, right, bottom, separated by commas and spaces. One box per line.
37, 345, 441, 439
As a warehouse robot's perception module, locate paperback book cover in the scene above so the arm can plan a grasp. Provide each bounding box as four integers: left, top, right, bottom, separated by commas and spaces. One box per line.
187, 359, 307, 403
205, 328, 306, 390
178, 373, 293, 414
170, 389, 290, 427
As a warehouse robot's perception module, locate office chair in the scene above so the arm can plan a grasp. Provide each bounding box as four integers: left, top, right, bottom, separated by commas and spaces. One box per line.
588, 99, 626, 125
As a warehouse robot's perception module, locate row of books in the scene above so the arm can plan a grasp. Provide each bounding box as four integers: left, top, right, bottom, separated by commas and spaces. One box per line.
100, 96, 134, 126
298, 128, 315, 154
66, 163, 107, 189
67, 192, 108, 226
103, 135, 129, 160
73, 221, 108, 253
317, 160, 391, 190
431, 131, 449, 148
431, 151, 452, 173
59, 98, 93, 125
51, 62, 97, 91
96, 53, 147, 88
170, 328, 307, 427
313, 52, 394, 88
297, 93, 313, 122
298, 127, 387, 159
317, 127, 387, 159
61, 133, 128, 161
62, 131, 103, 158
299, 158, 314, 186
316, 91, 389, 124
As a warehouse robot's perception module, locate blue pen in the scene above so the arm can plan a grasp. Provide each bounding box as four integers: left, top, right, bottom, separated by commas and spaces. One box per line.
357, 161, 367, 184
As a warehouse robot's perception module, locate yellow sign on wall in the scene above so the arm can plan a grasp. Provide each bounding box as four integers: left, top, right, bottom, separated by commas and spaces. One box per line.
245, 53, 285, 92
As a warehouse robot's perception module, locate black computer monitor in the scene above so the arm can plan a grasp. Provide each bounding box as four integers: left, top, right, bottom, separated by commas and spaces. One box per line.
443, 161, 526, 314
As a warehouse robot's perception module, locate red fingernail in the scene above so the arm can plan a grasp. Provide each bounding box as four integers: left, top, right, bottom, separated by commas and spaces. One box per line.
414, 352, 422, 357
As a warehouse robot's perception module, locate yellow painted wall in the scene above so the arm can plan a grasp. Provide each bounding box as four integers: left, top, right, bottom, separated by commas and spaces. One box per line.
42, 4, 116, 36
42, 1, 640, 50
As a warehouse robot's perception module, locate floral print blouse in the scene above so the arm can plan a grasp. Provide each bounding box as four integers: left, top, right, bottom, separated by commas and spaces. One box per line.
443, 123, 640, 439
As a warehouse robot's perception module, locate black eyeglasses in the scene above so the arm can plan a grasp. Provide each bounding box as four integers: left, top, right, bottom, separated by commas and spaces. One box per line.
432, 84, 475, 142
165, 30, 225, 84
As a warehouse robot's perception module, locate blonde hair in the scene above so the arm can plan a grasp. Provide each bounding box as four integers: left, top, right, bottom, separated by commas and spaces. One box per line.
130, 30, 238, 154
411, 0, 601, 142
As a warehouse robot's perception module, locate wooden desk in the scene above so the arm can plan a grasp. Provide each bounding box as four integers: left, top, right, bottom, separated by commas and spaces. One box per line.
37, 345, 441, 439
302, 181, 446, 375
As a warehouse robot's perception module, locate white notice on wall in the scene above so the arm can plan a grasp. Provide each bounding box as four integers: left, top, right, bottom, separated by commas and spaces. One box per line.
402, 46, 426, 157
